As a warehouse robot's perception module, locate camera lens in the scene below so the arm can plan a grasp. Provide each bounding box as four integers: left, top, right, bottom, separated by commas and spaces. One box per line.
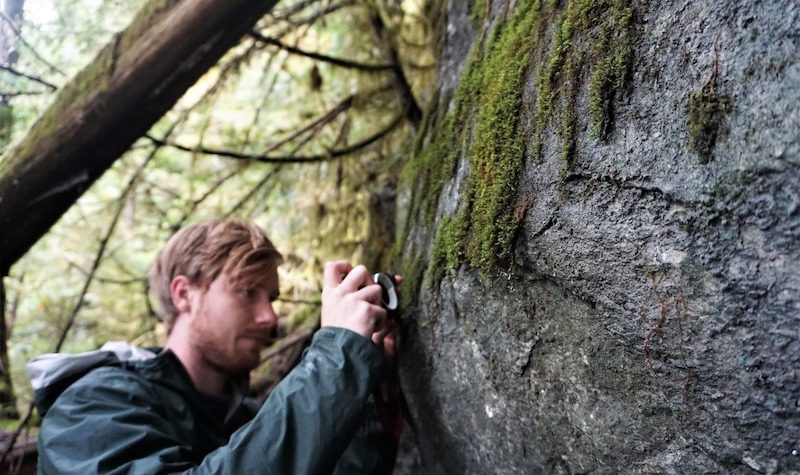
373, 273, 398, 311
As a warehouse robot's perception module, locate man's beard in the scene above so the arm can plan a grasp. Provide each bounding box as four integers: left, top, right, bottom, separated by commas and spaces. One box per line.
190, 305, 261, 376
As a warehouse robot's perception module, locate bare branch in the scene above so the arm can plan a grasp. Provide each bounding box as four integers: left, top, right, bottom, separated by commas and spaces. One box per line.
0, 64, 57, 91
368, 10, 422, 128
173, 168, 239, 228
269, 0, 356, 28
250, 32, 393, 72
223, 169, 278, 219
147, 111, 405, 164
0, 89, 45, 98
260, 93, 355, 154
64, 258, 144, 286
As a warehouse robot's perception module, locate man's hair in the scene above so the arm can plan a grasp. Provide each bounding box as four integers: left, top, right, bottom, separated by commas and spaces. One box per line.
149, 219, 282, 334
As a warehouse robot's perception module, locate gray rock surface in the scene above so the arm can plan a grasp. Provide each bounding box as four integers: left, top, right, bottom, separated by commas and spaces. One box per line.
393, 0, 799, 473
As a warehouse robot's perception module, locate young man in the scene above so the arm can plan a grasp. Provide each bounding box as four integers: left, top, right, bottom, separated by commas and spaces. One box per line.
32, 219, 400, 474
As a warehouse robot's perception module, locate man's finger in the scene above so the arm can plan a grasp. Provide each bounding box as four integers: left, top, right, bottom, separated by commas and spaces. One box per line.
383, 331, 397, 366
339, 265, 370, 292
371, 305, 388, 334
324, 260, 352, 288
353, 283, 382, 305
372, 326, 390, 345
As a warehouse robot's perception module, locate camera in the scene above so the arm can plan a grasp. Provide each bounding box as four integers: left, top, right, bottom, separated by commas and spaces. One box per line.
372, 273, 398, 312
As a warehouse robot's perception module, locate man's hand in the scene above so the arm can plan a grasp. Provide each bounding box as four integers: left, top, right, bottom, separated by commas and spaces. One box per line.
321, 261, 387, 339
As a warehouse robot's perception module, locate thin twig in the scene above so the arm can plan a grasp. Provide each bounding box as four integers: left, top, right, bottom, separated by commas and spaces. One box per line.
148, 111, 405, 164
64, 259, 144, 286
223, 170, 278, 219
173, 169, 239, 228
250, 32, 393, 72
0, 64, 57, 91
268, 94, 355, 153
270, 0, 356, 28
52, 145, 162, 353
0, 12, 65, 77
0, 90, 45, 98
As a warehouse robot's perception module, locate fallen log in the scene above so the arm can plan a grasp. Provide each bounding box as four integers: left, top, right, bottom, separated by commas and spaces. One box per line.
0, 0, 279, 275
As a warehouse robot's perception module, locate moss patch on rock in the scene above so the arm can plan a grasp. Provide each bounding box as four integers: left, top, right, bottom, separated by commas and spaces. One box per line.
534, 0, 634, 162
470, 0, 489, 23
426, 211, 469, 285
410, 0, 541, 284
687, 86, 731, 163
393, 0, 635, 291
462, 0, 541, 272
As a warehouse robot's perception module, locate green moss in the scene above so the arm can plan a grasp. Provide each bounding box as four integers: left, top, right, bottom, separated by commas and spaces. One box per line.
0, 418, 21, 430
425, 212, 468, 285
285, 302, 322, 331
687, 86, 731, 163
464, 0, 540, 272
533, 0, 634, 159
586, 0, 633, 139
398, 250, 425, 312
394, 44, 488, 244
118, 0, 179, 53
391, 0, 635, 289
470, 0, 488, 23
559, 52, 583, 164
0, 105, 12, 150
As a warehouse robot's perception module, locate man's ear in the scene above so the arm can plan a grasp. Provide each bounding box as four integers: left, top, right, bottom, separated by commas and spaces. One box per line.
170, 275, 194, 315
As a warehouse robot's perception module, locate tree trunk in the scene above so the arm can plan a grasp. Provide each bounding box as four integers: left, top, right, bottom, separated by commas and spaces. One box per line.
0, 0, 25, 421
0, 0, 279, 275
0, 278, 18, 419
390, 0, 799, 473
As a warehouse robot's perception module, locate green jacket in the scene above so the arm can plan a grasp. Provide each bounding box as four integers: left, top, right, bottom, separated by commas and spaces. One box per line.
34, 328, 395, 474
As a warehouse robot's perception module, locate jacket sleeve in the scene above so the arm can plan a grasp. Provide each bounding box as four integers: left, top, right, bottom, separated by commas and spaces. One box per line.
37, 327, 386, 475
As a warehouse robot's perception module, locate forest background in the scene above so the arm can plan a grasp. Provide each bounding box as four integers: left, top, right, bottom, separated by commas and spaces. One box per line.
0, 0, 429, 427
1, 0, 798, 473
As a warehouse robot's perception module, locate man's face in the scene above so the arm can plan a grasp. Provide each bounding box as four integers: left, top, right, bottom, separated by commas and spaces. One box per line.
189, 265, 279, 376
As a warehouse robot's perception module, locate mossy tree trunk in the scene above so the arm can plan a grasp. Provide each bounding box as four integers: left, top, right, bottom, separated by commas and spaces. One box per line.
0, 0, 25, 420
0, 0, 280, 276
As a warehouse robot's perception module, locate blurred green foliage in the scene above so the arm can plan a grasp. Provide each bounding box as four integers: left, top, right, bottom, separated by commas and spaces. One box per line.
1, 0, 437, 411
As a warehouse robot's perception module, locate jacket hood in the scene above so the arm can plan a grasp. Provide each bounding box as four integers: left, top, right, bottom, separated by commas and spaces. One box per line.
28, 341, 157, 416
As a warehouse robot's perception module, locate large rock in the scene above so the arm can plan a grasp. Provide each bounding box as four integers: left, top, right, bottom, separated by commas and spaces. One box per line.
394, 0, 799, 473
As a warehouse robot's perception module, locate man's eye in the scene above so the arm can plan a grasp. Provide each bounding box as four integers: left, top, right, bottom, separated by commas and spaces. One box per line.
240, 288, 256, 299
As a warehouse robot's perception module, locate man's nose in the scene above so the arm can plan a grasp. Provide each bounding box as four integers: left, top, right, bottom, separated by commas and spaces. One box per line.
254, 299, 278, 327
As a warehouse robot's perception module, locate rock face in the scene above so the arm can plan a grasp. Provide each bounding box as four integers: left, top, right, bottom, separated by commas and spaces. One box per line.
392, 0, 799, 473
